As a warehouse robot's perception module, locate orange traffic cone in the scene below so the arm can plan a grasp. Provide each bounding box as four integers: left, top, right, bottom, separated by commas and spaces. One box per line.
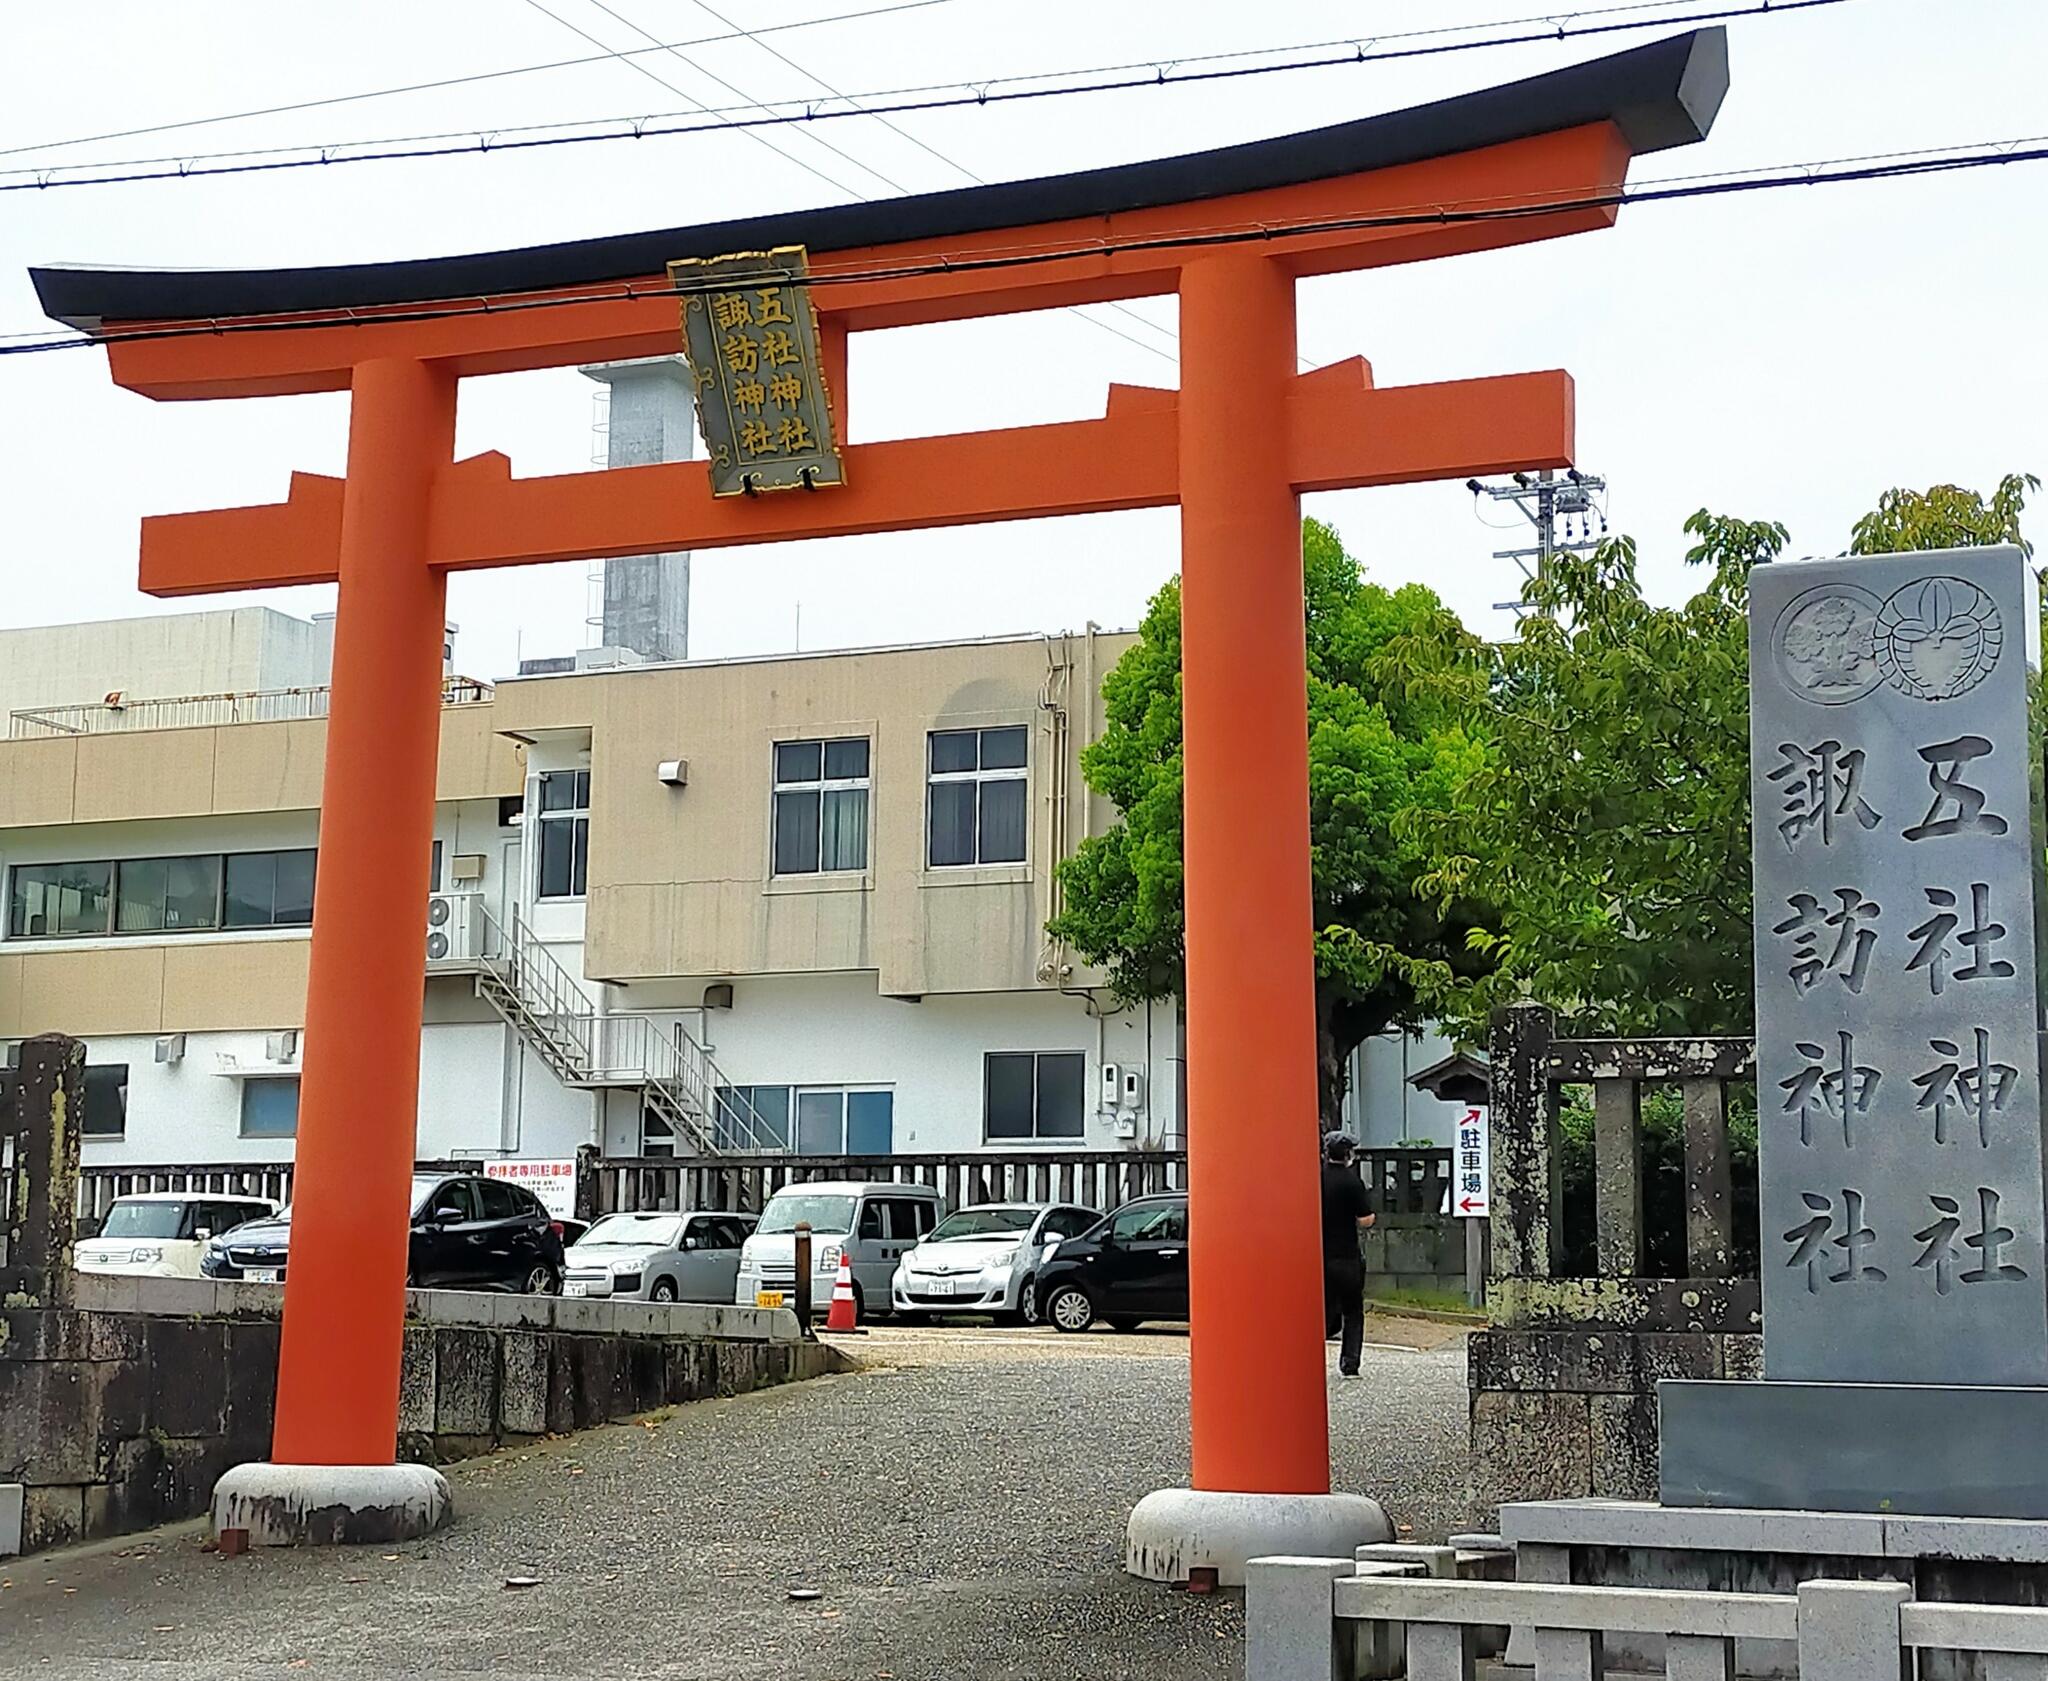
824, 1253, 863, 1334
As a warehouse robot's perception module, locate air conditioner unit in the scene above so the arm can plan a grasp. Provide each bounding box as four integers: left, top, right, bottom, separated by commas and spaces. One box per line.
425, 890, 486, 963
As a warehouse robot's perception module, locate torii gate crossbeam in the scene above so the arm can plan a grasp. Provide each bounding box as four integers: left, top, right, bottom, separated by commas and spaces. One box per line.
31, 27, 1726, 1562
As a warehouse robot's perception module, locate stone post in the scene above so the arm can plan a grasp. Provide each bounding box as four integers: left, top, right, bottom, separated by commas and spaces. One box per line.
0, 1034, 84, 1309
573, 1143, 601, 1224
1487, 1003, 1561, 1281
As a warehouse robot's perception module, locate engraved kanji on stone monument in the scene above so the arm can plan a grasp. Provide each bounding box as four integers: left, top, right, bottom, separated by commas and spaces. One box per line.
1751, 548, 2048, 1385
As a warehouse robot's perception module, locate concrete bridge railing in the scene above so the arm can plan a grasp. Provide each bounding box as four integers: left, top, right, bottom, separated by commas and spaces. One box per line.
1248, 1557, 2048, 1680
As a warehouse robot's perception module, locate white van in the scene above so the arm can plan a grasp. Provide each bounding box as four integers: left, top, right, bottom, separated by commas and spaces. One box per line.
75, 1192, 277, 1279
736, 1180, 944, 1317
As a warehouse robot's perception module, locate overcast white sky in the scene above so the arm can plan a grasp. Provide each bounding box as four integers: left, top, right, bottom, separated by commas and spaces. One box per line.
2, 0, 2042, 681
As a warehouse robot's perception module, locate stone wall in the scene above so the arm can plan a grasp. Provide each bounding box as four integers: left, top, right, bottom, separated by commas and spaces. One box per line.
1471, 1005, 1761, 1528
1361, 1214, 1468, 1297
1467, 1277, 1760, 1525
2, 1282, 848, 1557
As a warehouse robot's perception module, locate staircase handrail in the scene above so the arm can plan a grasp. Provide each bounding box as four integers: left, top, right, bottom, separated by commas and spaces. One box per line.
477, 903, 598, 1074
474, 903, 778, 1153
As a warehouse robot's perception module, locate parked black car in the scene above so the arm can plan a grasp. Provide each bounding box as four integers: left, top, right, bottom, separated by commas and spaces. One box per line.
1034, 1193, 1188, 1333
199, 1172, 566, 1293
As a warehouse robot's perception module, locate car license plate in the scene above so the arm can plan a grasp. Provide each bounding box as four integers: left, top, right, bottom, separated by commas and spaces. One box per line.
928, 1279, 956, 1297
564, 1281, 589, 1297
755, 1290, 786, 1309
247, 1268, 280, 1284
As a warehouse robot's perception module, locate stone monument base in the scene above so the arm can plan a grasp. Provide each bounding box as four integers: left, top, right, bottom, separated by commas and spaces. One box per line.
1500, 1496, 2048, 1680
1660, 1378, 2048, 1518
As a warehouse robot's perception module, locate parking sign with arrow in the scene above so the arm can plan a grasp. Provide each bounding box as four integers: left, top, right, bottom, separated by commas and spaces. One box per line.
1454, 1106, 1491, 1218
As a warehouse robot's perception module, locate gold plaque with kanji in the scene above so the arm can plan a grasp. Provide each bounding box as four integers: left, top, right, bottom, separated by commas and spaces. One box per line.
671, 245, 845, 497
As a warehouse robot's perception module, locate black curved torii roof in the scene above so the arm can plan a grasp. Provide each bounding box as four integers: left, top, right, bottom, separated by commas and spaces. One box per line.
32, 28, 1727, 329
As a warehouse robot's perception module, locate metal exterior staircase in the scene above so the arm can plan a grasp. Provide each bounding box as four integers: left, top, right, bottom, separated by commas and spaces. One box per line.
470, 905, 777, 1155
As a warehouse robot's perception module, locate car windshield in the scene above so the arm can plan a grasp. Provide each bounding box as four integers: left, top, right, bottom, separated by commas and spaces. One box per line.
99, 1202, 188, 1240
928, 1209, 1035, 1242
758, 1194, 856, 1236
409, 1175, 450, 1218
577, 1214, 681, 1248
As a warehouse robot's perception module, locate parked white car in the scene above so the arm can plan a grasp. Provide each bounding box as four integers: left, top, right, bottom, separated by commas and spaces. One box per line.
75, 1192, 277, 1279
563, 1210, 756, 1302
891, 1202, 1102, 1323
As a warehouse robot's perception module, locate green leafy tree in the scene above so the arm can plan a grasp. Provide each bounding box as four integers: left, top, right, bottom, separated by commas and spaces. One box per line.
1416, 475, 2036, 1044
1049, 518, 1490, 1130
1849, 475, 2036, 557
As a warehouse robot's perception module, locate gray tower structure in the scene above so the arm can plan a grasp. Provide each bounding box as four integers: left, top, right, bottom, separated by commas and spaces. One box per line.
580, 358, 695, 662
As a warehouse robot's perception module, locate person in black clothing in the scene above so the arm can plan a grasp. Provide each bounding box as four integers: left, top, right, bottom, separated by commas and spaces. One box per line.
1320, 1131, 1376, 1377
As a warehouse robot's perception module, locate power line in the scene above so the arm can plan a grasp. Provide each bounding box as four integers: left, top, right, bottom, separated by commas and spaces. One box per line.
518, 0, 874, 201
547, 0, 1169, 364
9, 136, 2042, 357
0, 0, 968, 161
671, 0, 1182, 363
1, 0, 1854, 192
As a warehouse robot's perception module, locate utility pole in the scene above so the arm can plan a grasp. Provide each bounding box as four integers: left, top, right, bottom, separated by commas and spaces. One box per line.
1468, 467, 1608, 614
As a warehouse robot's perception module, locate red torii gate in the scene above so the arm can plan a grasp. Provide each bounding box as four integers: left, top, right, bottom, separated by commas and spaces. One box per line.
34, 30, 1725, 1559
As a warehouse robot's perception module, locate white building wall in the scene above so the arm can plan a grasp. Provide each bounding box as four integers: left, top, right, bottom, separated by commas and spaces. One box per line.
600, 972, 1180, 1157
0, 605, 330, 723
74, 1019, 601, 1170
1348, 1025, 1470, 1147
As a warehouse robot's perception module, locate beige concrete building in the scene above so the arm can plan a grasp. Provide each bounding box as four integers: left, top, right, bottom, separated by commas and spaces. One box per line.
0, 620, 1185, 1170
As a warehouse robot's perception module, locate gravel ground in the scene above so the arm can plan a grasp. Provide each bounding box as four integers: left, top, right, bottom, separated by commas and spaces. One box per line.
0, 1319, 1469, 1681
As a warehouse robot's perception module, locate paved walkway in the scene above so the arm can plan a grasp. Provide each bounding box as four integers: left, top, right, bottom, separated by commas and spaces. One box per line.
0, 1320, 1469, 1681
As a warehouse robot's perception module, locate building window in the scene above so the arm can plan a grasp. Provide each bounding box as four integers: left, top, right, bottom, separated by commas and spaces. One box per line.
984, 1051, 1085, 1142
714, 1085, 793, 1152
116, 855, 222, 934
7, 861, 114, 937
7, 851, 314, 940
927, 726, 1028, 867
796, 1086, 894, 1155
537, 770, 590, 899
82, 1065, 127, 1138
223, 850, 316, 929
713, 1084, 890, 1154
772, 738, 870, 875
239, 1077, 300, 1139
2, 1048, 126, 1138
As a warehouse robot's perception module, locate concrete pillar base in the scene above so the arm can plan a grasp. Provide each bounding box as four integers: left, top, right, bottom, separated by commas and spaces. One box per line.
1126, 1487, 1393, 1587
212, 1461, 452, 1547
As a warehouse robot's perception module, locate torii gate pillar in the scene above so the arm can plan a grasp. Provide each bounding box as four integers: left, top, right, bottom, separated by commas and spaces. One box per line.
1124, 255, 1393, 1573
272, 359, 453, 1468
1178, 257, 1327, 1492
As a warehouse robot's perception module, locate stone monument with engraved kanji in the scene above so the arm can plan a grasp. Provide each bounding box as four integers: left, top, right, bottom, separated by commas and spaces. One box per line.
1660, 543, 2048, 1516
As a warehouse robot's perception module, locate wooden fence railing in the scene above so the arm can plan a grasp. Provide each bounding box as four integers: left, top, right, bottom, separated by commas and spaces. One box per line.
76, 1158, 482, 1227
581, 1145, 1453, 1221
583, 1149, 1187, 1219
77, 1142, 1456, 1237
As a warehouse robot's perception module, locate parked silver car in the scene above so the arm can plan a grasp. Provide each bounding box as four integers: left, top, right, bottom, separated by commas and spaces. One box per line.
891, 1202, 1101, 1323
563, 1210, 756, 1303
